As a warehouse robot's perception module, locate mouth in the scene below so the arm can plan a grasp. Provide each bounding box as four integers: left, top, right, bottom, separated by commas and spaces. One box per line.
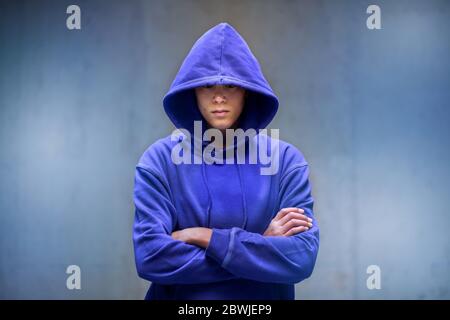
211, 109, 229, 117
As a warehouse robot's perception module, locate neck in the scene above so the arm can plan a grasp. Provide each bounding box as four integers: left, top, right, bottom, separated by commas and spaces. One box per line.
206, 122, 239, 149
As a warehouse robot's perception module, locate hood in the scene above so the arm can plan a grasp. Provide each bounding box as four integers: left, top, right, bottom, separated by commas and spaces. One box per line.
163, 22, 279, 135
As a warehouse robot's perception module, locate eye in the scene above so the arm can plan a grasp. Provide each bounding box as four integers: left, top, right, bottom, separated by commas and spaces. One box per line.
225, 84, 236, 89
203, 84, 214, 89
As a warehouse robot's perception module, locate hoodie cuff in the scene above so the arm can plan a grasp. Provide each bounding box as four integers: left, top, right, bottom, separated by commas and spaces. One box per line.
205, 228, 232, 267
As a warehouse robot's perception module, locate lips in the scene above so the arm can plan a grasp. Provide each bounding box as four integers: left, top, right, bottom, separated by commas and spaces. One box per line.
211, 109, 229, 117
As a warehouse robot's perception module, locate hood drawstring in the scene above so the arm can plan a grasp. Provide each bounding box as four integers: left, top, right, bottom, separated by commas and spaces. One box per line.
200, 143, 248, 230
201, 161, 213, 227
236, 164, 248, 229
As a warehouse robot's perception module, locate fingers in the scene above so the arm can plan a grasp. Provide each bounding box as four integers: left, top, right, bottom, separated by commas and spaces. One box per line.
274, 207, 305, 221
171, 230, 180, 240
283, 226, 309, 237
281, 219, 312, 234
278, 212, 312, 226
265, 207, 314, 238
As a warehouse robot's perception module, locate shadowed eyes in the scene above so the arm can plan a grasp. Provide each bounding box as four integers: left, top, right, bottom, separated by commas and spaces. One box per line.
202, 84, 237, 89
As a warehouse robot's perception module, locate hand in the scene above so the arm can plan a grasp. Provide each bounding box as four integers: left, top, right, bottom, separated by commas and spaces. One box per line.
172, 228, 192, 243
263, 207, 312, 237
172, 227, 212, 248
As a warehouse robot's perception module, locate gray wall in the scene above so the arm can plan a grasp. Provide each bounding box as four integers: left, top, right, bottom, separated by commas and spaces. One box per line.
0, 0, 449, 299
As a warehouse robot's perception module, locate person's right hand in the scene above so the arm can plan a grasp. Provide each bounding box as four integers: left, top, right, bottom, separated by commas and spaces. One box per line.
263, 207, 313, 237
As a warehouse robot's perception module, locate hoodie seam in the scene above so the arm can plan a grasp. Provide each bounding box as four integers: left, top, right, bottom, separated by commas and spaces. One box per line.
222, 227, 237, 268
280, 163, 308, 186
136, 164, 165, 181
219, 24, 224, 76
136, 164, 175, 205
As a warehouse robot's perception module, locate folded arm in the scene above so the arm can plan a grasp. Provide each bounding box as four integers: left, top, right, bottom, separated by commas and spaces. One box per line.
133, 165, 238, 285
202, 164, 319, 284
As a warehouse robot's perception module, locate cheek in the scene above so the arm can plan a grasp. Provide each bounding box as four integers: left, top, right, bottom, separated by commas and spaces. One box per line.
231, 94, 245, 113
196, 93, 210, 112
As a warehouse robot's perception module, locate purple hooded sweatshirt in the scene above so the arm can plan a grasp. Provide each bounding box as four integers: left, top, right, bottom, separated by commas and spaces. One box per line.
133, 22, 319, 300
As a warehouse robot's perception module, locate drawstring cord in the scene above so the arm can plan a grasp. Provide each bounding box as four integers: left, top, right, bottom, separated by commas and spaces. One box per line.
201, 161, 213, 227
200, 142, 248, 230
237, 164, 248, 229
180, 133, 214, 228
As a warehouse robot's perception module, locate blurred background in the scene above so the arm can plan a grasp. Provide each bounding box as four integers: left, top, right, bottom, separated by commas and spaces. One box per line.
0, 0, 449, 299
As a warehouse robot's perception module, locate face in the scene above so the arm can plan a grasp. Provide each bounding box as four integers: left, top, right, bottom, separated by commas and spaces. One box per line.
195, 84, 246, 131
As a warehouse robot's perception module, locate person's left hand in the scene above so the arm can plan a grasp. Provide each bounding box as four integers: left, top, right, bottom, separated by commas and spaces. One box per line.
172, 227, 212, 248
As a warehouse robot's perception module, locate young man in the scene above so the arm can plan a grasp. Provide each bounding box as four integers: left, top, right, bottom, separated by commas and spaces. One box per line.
133, 22, 319, 299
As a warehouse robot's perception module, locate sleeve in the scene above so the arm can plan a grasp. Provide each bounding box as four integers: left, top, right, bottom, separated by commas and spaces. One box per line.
205, 163, 319, 284
133, 165, 238, 285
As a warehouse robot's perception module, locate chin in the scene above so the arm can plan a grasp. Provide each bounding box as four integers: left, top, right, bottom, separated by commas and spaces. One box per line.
211, 125, 230, 131
209, 120, 234, 131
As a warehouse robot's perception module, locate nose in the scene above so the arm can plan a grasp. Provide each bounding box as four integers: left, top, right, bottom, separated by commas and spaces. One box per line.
213, 94, 226, 104
212, 87, 226, 104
